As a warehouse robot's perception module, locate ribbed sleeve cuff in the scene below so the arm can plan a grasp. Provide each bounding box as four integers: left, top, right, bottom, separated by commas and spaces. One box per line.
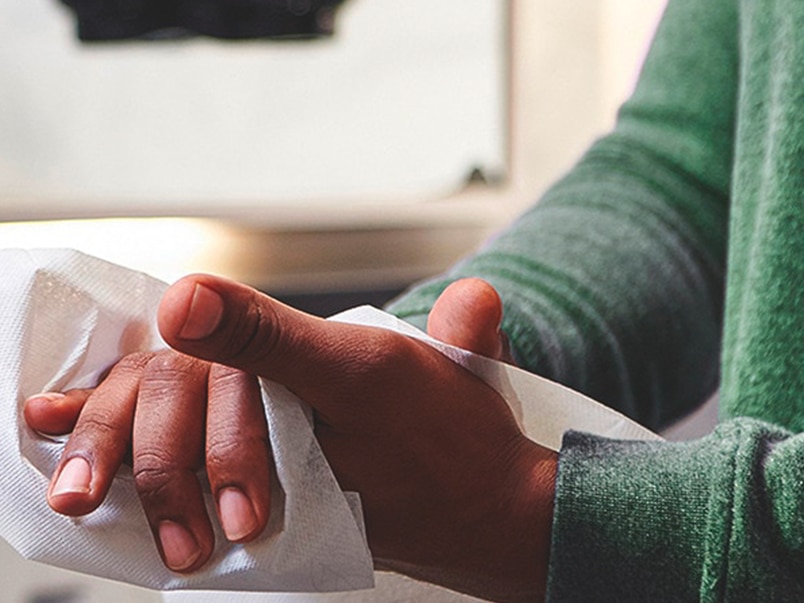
547, 419, 804, 602
547, 424, 737, 601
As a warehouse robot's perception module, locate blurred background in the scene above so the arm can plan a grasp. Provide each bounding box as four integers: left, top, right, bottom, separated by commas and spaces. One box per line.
0, 0, 667, 313
1, 1, 683, 601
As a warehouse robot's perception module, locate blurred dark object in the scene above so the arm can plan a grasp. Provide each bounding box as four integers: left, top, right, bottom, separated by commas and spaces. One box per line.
270, 285, 406, 318
59, 0, 347, 42
28, 588, 84, 603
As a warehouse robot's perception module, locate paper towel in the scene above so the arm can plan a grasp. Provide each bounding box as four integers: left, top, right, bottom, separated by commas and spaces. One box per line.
0, 248, 660, 599
0, 248, 373, 592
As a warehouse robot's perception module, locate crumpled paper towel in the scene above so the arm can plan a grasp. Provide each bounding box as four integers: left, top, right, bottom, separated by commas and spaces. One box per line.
0, 248, 660, 598
0, 248, 373, 592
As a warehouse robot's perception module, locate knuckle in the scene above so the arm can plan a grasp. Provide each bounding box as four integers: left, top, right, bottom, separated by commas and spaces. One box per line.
205, 438, 241, 473
132, 450, 182, 502
142, 351, 208, 389
76, 408, 124, 442
108, 351, 156, 378
219, 302, 282, 366
206, 432, 269, 473
208, 364, 254, 396
146, 350, 204, 376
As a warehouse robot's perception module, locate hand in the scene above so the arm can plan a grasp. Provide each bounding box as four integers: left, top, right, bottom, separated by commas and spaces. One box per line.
24, 353, 271, 573
25, 277, 557, 603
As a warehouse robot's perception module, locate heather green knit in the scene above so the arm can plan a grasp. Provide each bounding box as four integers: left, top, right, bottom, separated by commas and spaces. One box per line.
387, 0, 804, 599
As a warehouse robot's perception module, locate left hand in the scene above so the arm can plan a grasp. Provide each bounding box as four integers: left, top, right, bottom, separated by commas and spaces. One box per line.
24, 351, 271, 573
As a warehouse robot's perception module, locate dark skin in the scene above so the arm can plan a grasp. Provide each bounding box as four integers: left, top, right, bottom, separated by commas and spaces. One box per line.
24, 276, 557, 603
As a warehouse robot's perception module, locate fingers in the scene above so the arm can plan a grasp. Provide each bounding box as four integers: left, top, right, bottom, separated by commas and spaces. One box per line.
32, 347, 271, 573
132, 352, 213, 572
206, 363, 271, 543
427, 277, 513, 361
24, 389, 93, 436
44, 353, 154, 516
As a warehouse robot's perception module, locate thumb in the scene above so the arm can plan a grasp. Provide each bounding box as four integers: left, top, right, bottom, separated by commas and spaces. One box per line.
157, 274, 343, 393
427, 278, 514, 362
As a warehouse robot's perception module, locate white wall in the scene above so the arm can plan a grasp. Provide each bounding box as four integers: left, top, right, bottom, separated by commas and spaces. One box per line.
507, 0, 667, 208
0, 0, 505, 215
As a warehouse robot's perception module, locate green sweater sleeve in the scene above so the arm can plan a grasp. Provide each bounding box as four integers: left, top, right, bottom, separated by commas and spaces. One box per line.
386, 0, 737, 430
548, 419, 804, 602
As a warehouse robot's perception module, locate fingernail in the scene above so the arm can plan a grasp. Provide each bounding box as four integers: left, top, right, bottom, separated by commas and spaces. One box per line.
26, 392, 65, 404
158, 521, 202, 571
178, 284, 224, 340
51, 457, 92, 497
218, 487, 258, 541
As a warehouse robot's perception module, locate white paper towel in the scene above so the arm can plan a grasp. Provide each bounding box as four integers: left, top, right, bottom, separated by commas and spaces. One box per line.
330, 306, 662, 453
0, 248, 373, 593
0, 248, 660, 600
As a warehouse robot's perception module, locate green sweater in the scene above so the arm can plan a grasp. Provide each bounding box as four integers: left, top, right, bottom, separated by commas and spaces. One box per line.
387, 0, 804, 600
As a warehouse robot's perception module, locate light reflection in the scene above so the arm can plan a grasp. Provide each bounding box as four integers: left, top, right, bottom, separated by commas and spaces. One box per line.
0, 217, 235, 283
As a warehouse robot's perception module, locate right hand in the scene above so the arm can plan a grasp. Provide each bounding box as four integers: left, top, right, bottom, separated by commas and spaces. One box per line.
25, 277, 556, 603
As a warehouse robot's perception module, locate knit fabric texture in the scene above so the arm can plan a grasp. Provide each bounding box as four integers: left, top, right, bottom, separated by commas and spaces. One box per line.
387, 0, 804, 598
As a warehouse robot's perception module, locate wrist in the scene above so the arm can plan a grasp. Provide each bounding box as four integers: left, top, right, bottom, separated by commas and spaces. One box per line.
442, 438, 557, 603
499, 439, 557, 603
